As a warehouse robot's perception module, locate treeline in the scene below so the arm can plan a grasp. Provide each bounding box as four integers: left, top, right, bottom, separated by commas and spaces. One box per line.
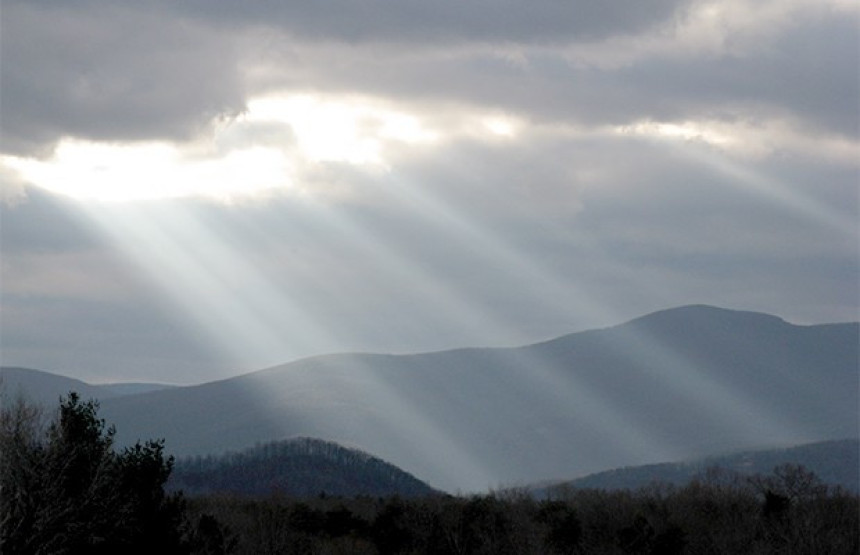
2, 392, 858, 554
185, 466, 859, 554
555, 439, 860, 493
170, 437, 436, 498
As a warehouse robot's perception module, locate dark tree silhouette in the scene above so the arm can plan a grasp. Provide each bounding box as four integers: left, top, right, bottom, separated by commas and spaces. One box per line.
536, 499, 582, 554
0, 392, 189, 554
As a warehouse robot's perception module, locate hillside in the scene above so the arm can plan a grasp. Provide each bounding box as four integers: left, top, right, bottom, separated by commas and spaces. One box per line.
168, 437, 437, 498
12, 305, 858, 492
0, 366, 117, 406
0, 366, 174, 406
539, 439, 859, 494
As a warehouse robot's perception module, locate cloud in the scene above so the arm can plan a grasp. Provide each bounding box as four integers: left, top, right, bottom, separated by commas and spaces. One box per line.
1, 2, 245, 155
231, 4, 857, 146
600, 10, 860, 139
4, 0, 855, 158
1, 0, 683, 156
563, 0, 854, 66
169, 0, 685, 44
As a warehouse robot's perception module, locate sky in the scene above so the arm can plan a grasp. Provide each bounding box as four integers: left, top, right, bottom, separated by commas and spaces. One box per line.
1, 0, 858, 385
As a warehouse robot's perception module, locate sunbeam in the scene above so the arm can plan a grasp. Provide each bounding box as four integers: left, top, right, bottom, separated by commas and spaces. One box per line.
72, 199, 337, 372
684, 146, 856, 239
2, 78, 852, 490
302, 166, 810, 475
1, 0, 857, 505
617, 119, 857, 238
1, 139, 294, 203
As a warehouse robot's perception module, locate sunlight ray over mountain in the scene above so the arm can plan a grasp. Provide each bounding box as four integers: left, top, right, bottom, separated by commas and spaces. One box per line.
597, 316, 805, 445
74, 200, 335, 369
618, 121, 857, 238
46, 121, 812, 483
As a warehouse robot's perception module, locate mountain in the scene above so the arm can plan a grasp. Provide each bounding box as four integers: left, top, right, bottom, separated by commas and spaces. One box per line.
168, 437, 437, 498
1, 367, 109, 407
99, 382, 177, 396
19, 305, 860, 492
537, 439, 859, 495
0, 366, 175, 406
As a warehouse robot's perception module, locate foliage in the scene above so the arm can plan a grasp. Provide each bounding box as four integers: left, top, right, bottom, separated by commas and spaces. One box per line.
3, 389, 857, 554
548, 439, 859, 494
182, 466, 859, 555
0, 392, 189, 554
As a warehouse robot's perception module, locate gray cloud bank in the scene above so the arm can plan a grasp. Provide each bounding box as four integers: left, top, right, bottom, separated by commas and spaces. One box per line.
3, 0, 856, 153
1, 0, 857, 382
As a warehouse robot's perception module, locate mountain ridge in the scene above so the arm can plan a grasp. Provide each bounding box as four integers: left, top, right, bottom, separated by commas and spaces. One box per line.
537, 438, 860, 495
5, 305, 857, 493
0, 366, 176, 406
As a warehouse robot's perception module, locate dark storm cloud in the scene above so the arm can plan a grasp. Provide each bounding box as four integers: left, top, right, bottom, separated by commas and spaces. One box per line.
0, 2, 246, 155
1, 0, 685, 156
168, 0, 685, 44
4, 0, 854, 157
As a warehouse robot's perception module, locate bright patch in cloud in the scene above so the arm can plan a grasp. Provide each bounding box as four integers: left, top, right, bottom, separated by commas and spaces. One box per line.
481, 116, 520, 138
2, 140, 293, 203
618, 120, 736, 149
616, 117, 860, 164
243, 94, 439, 165
2, 93, 442, 203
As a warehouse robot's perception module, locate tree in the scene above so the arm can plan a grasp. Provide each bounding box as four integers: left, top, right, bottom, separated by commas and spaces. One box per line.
0, 394, 44, 553
536, 500, 581, 554
0, 392, 189, 554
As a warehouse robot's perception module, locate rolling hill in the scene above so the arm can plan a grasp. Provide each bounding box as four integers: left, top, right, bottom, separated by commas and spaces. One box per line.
7, 305, 858, 493
537, 438, 859, 494
168, 437, 437, 498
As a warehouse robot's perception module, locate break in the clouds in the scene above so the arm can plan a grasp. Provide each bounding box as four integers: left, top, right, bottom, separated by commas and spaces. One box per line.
0, 0, 857, 382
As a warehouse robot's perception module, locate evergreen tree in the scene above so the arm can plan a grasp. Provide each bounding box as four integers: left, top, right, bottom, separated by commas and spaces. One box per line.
0, 392, 189, 554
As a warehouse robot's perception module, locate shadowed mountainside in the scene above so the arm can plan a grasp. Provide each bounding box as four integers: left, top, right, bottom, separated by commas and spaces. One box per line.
169, 437, 437, 498
536, 438, 860, 495
10, 306, 858, 492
